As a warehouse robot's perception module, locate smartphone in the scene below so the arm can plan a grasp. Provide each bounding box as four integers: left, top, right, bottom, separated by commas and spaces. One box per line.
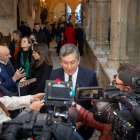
19, 78, 36, 86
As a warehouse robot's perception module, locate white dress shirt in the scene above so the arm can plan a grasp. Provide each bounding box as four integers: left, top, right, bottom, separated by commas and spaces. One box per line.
0, 60, 7, 65
64, 67, 79, 91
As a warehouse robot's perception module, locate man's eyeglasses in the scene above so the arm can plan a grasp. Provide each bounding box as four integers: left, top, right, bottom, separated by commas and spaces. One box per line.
112, 80, 128, 86
112, 74, 128, 86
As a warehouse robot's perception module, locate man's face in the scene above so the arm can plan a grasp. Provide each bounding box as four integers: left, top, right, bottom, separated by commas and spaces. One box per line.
61, 52, 80, 76
115, 74, 129, 91
0, 47, 11, 63
47, 23, 49, 27
90, 92, 93, 96
13, 33, 20, 42
34, 25, 40, 32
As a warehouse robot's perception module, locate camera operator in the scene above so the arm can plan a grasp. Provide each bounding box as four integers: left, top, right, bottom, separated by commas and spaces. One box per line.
70, 63, 140, 140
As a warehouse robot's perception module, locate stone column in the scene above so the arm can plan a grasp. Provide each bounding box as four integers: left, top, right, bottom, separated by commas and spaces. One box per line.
85, 4, 90, 28
85, 3, 90, 38
71, 12, 75, 28
49, 12, 53, 23
106, 0, 129, 68
89, 0, 96, 41
95, 0, 109, 49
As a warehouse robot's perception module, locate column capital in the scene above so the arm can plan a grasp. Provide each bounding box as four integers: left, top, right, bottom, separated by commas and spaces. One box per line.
89, 0, 95, 4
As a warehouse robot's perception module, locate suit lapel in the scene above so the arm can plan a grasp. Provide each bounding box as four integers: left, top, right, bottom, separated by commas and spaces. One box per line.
59, 68, 65, 81
75, 66, 85, 92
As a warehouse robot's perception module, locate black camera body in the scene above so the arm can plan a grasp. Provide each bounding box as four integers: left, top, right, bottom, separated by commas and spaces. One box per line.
0, 80, 80, 140
75, 72, 140, 140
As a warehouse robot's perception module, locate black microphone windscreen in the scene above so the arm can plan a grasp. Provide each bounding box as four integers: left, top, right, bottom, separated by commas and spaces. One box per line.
68, 107, 78, 126
118, 72, 137, 85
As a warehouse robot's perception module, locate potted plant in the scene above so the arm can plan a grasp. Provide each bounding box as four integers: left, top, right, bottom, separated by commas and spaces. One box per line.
40, 5, 48, 24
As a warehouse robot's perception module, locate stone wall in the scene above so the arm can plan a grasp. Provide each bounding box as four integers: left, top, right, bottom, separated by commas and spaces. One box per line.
85, 40, 117, 87
0, 0, 35, 37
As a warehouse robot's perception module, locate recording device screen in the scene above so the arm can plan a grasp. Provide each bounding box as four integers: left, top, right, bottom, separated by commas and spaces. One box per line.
76, 87, 103, 101
80, 89, 98, 99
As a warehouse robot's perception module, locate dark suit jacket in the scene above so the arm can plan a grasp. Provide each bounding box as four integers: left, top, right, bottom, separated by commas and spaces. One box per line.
43, 26, 51, 42
0, 61, 17, 93
9, 39, 15, 65
19, 25, 29, 37
75, 27, 84, 42
34, 29, 48, 45
49, 65, 98, 111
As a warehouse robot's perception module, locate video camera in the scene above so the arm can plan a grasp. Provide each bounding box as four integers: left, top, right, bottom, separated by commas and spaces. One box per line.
76, 72, 140, 140
0, 81, 81, 140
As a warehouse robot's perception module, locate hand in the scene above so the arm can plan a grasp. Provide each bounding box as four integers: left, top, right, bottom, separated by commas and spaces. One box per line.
29, 100, 45, 111
76, 122, 83, 130
19, 77, 29, 87
33, 93, 45, 101
91, 99, 95, 105
72, 101, 81, 111
13, 68, 26, 81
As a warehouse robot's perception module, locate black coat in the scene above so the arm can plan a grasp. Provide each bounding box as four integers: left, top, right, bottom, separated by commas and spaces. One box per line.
9, 39, 15, 65
27, 61, 52, 95
34, 29, 48, 45
51, 25, 57, 39
75, 27, 84, 42
43, 26, 52, 43
14, 48, 33, 71
19, 25, 29, 37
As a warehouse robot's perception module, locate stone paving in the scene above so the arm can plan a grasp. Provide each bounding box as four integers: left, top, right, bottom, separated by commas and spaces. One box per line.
49, 41, 101, 140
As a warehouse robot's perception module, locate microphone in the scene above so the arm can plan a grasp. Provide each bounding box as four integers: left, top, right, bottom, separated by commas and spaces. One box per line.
118, 72, 138, 85
68, 107, 78, 126
54, 78, 62, 81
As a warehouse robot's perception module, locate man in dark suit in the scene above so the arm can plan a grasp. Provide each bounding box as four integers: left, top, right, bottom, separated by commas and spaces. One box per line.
9, 30, 22, 65
75, 24, 84, 56
33, 23, 48, 46
43, 22, 52, 48
0, 46, 26, 93
0, 45, 26, 118
49, 44, 98, 140
19, 21, 29, 37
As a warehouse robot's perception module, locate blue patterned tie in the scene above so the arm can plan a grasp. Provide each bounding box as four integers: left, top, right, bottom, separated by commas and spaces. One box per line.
68, 75, 72, 82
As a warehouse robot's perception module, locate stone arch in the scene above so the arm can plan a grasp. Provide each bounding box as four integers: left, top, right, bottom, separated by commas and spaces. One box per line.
73, 0, 82, 12
49, 0, 73, 13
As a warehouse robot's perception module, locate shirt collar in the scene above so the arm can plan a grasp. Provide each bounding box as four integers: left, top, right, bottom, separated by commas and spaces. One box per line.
65, 66, 79, 79
0, 61, 7, 65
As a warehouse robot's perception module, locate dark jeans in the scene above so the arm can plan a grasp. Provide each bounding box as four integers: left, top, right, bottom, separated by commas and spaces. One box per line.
77, 125, 95, 140
78, 40, 84, 56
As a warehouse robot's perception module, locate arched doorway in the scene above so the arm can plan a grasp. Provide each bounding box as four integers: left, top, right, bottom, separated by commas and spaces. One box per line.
75, 4, 82, 23
17, 5, 20, 30
53, 3, 71, 23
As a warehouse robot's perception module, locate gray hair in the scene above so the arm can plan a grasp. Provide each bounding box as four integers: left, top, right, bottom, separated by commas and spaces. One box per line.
59, 44, 80, 61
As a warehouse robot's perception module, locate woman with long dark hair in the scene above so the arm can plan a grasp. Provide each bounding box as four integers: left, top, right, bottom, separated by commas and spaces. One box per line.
27, 43, 53, 95
14, 36, 33, 78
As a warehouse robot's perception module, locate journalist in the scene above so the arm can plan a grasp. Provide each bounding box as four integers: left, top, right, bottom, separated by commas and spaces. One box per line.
71, 63, 140, 140
0, 92, 45, 124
